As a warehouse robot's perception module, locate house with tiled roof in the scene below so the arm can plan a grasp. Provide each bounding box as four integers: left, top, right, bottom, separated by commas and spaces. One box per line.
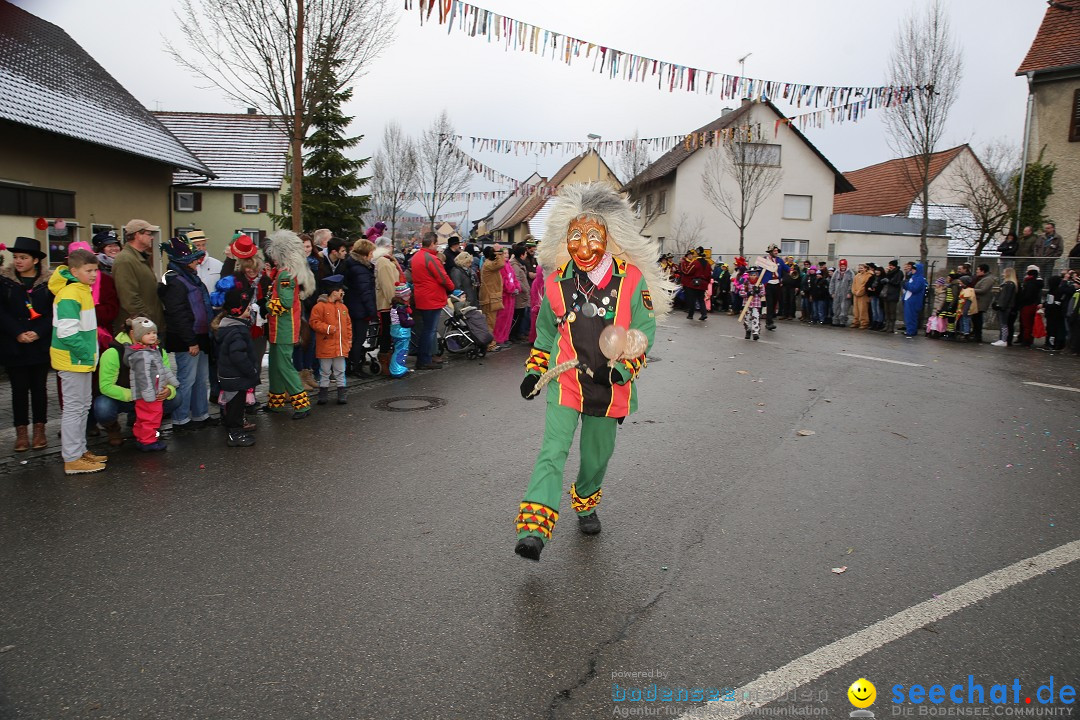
489, 150, 621, 244
154, 111, 290, 256
625, 100, 854, 260
832, 144, 1000, 257
0, 0, 211, 263
1017, 0, 1080, 258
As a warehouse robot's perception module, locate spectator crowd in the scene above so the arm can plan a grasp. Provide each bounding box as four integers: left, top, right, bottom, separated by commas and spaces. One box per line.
1, 220, 1078, 476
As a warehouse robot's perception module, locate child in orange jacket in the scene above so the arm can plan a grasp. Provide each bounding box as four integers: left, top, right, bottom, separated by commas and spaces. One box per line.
308, 275, 352, 405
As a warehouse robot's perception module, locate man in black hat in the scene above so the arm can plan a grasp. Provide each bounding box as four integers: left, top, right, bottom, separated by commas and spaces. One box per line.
444, 235, 463, 276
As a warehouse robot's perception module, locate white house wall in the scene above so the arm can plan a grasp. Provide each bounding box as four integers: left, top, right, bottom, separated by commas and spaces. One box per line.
668, 107, 837, 262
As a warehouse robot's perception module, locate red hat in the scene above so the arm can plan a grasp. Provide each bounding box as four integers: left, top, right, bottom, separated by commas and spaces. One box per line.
229, 233, 257, 259
838, 258, 848, 267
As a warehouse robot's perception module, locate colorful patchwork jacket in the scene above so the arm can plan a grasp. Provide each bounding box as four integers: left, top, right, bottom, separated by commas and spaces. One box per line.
526, 258, 655, 418
266, 269, 300, 344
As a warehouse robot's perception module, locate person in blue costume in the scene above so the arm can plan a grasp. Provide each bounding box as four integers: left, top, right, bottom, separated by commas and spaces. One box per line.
901, 262, 927, 339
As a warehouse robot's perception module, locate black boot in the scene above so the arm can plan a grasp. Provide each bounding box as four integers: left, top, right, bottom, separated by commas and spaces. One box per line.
336, 387, 348, 405
745, 328, 752, 339
514, 536, 543, 561
316, 387, 329, 405
226, 431, 256, 447
578, 512, 601, 535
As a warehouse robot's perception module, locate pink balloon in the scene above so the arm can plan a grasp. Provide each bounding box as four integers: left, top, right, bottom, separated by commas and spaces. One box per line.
53, 219, 66, 232
599, 325, 627, 360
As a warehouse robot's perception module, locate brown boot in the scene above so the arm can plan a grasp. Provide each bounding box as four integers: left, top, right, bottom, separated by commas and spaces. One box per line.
378, 353, 391, 376
103, 421, 123, 447
14, 425, 29, 452
31, 423, 47, 450
299, 368, 319, 391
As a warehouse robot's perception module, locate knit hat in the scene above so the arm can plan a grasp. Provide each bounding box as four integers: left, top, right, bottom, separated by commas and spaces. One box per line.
935, 277, 947, 286
960, 275, 974, 286
229, 233, 258, 259
889, 259, 899, 268
161, 235, 205, 265
808, 267, 818, 275
130, 317, 157, 343
1026, 264, 1040, 273
393, 282, 411, 298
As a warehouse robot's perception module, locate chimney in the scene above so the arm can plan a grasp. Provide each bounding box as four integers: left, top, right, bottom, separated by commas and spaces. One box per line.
246, 108, 257, 115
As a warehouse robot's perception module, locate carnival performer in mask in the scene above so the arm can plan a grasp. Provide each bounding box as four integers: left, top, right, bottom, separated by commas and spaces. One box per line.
263, 230, 316, 419
514, 184, 674, 561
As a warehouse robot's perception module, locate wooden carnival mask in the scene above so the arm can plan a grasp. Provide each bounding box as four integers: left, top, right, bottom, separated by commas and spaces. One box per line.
566, 214, 608, 272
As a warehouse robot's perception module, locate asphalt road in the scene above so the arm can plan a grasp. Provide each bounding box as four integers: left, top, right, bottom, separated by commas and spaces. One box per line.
1, 316, 1078, 720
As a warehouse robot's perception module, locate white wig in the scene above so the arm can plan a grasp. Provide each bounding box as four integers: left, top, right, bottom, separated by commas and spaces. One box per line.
537, 182, 675, 317
265, 229, 316, 301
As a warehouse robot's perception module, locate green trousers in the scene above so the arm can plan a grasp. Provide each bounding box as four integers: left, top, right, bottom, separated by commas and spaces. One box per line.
516, 402, 617, 542
267, 342, 309, 411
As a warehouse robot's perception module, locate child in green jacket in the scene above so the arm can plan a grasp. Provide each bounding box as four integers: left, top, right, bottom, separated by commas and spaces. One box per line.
50, 249, 105, 475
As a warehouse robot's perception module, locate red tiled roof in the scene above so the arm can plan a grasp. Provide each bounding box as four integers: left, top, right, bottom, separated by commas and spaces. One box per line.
1017, 0, 1080, 75
832, 145, 967, 216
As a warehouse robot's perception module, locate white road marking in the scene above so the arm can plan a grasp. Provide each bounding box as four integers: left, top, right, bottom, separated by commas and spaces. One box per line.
1022, 381, 1080, 394
680, 539, 1080, 720
838, 352, 924, 367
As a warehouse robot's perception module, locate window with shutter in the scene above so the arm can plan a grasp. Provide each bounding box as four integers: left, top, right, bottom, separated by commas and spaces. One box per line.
1070, 88, 1080, 142
175, 192, 195, 212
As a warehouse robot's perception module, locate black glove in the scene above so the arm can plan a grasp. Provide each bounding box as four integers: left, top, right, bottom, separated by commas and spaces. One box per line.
590, 366, 615, 387
520, 374, 540, 400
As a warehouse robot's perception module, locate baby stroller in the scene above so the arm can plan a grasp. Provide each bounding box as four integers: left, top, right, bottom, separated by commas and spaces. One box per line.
439, 295, 492, 359
352, 318, 382, 375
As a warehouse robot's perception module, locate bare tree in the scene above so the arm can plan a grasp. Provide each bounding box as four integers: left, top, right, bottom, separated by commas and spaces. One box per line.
618, 130, 652, 185
168, 0, 394, 232
370, 121, 418, 243
701, 138, 783, 257
950, 140, 1019, 254
666, 213, 707, 257
885, 0, 963, 264
416, 111, 471, 231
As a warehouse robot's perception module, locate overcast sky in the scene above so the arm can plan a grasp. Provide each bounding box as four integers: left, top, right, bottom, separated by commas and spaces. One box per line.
13, 0, 1046, 225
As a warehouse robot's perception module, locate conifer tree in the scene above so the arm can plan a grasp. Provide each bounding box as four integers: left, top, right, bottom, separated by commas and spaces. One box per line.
277, 45, 369, 236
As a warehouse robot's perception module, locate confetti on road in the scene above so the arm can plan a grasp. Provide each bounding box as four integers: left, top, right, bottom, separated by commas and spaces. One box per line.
832, 566, 848, 574
736, 370, 749, 375
796, 429, 816, 436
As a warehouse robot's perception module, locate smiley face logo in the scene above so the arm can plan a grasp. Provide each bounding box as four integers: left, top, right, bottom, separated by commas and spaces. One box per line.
848, 678, 876, 708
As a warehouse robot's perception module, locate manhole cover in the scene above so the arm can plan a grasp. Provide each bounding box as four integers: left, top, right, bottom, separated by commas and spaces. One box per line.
370, 395, 448, 412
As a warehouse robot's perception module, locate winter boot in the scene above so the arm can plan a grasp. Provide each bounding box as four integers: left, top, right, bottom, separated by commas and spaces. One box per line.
578, 511, 602, 535
299, 369, 319, 391
64, 458, 105, 475
31, 422, 47, 450
378, 353, 391, 376
226, 431, 256, 447
336, 387, 348, 405
745, 329, 752, 339
103, 420, 124, 447
316, 387, 329, 405
14, 426, 29, 452
514, 536, 544, 561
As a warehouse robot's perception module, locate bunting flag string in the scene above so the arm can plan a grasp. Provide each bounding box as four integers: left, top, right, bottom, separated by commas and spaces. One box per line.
404, 0, 928, 106
399, 189, 511, 202
448, 123, 768, 157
